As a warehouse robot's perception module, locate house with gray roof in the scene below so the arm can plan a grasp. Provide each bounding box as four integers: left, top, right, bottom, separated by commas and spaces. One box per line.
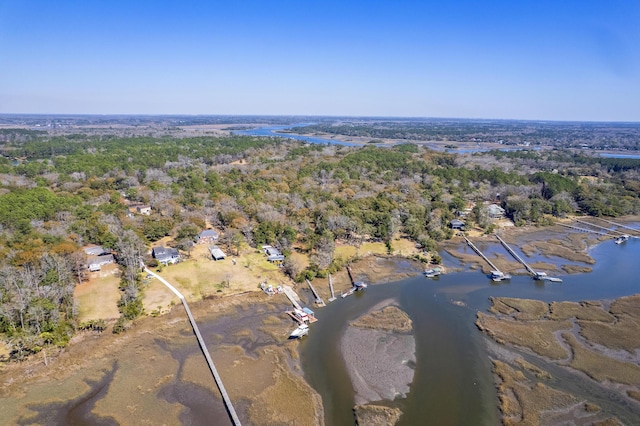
152, 246, 181, 265
197, 229, 220, 244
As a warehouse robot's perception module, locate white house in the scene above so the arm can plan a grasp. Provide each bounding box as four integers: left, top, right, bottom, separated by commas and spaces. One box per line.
136, 205, 152, 215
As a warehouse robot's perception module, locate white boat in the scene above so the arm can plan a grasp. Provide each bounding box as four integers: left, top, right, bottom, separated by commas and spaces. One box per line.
289, 324, 309, 339
547, 277, 563, 283
533, 272, 548, 281
424, 268, 442, 278
615, 235, 630, 244
490, 271, 511, 282
354, 281, 368, 289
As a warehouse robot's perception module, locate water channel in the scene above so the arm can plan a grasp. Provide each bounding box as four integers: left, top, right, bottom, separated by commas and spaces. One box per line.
237, 124, 640, 158
300, 236, 640, 425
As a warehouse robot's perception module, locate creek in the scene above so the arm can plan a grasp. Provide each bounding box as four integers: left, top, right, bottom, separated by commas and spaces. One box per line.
300, 236, 640, 425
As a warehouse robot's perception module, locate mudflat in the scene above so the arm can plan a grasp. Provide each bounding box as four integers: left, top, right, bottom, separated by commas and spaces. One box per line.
341, 301, 415, 425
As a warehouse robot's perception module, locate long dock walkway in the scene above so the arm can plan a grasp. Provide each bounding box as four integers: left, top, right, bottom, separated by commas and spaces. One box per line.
463, 237, 500, 272
576, 219, 626, 236
144, 267, 242, 426
558, 223, 613, 236
282, 285, 303, 311
594, 218, 640, 237
306, 279, 325, 307
495, 235, 536, 276
328, 274, 336, 302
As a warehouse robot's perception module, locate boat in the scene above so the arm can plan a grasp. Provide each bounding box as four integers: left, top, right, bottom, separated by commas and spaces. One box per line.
547, 277, 563, 283
289, 323, 309, 339
615, 234, 630, 244
424, 268, 442, 278
490, 270, 511, 282
341, 288, 355, 298
354, 281, 368, 290
533, 272, 548, 281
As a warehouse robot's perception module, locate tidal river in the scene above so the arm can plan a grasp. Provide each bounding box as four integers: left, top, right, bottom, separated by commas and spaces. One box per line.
300, 237, 640, 425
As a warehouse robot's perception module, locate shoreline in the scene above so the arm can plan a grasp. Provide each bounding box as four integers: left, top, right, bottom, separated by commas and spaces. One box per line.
2, 217, 639, 424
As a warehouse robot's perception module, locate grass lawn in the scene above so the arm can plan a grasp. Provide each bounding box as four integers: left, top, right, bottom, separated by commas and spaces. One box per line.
150, 244, 286, 304
74, 265, 121, 322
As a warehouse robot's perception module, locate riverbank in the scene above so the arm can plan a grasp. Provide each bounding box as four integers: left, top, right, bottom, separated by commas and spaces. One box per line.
2, 218, 639, 424
0, 292, 324, 425
0, 254, 422, 425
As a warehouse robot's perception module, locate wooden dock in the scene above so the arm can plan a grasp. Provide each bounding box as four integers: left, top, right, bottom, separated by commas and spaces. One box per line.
347, 266, 356, 285
285, 310, 318, 324
463, 236, 500, 272
576, 219, 626, 236
495, 235, 561, 282
558, 223, 613, 236
593, 218, 640, 237
144, 267, 242, 426
282, 285, 303, 311
328, 274, 336, 302
495, 235, 536, 276
306, 279, 325, 307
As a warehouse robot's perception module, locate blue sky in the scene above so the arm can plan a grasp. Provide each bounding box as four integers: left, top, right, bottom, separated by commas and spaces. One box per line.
1, 0, 639, 121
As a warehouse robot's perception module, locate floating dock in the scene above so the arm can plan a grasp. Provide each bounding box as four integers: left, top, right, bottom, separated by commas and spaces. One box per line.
285, 309, 318, 324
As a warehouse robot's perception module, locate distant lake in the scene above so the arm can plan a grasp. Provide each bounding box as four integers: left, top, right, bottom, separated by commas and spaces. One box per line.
600, 153, 640, 159
234, 124, 359, 147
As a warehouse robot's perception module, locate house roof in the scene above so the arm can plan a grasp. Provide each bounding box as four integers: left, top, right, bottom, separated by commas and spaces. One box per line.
152, 246, 179, 259
487, 204, 505, 214
209, 246, 226, 259
83, 245, 105, 256
87, 254, 115, 265
199, 229, 219, 239
264, 246, 282, 256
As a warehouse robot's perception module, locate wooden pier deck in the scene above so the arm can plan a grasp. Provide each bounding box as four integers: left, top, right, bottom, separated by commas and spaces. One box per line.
328, 274, 336, 302
306, 279, 325, 307
495, 234, 536, 276
495, 235, 562, 282
285, 310, 318, 324
282, 285, 303, 311
575, 219, 626, 236
558, 223, 613, 236
593, 218, 640, 237
144, 267, 242, 426
463, 236, 500, 272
